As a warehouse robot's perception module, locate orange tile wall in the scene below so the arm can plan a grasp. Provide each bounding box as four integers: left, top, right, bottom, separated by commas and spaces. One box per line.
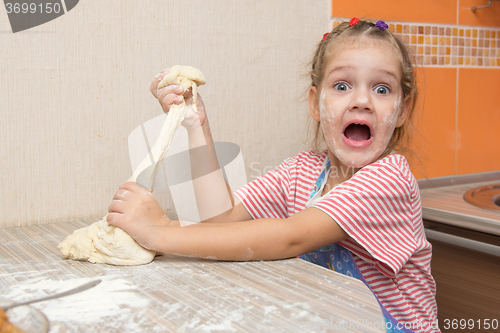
331, 0, 500, 179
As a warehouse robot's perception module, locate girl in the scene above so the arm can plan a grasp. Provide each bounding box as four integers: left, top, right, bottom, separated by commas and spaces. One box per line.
107, 18, 439, 333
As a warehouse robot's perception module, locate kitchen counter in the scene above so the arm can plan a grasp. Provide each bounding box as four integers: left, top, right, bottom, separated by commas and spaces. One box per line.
419, 171, 500, 236
418, 172, 500, 332
0, 220, 384, 332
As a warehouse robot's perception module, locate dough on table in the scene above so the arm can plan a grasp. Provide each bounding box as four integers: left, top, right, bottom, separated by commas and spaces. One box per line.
57, 219, 155, 265
58, 65, 206, 266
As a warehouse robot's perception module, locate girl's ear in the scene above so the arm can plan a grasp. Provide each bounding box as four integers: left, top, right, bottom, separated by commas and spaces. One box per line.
396, 95, 412, 127
308, 86, 321, 122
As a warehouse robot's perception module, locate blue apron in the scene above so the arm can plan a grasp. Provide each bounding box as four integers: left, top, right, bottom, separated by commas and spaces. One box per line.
300, 159, 415, 333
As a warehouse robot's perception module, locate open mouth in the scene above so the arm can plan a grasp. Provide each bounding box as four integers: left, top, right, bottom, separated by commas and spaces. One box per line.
341, 122, 373, 149
344, 123, 371, 141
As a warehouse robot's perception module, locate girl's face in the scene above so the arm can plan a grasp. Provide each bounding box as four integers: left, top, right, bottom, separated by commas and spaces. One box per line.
309, 37, 410, 168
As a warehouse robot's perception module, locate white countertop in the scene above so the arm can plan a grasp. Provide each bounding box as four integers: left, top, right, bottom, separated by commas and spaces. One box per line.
0, 220, 385, 332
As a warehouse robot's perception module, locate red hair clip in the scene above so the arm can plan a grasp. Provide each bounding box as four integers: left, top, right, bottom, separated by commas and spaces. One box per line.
322, 32, 329, 41
349, 17, 359, 27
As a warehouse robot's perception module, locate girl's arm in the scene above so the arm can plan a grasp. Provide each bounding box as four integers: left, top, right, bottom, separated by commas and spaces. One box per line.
107, 182, 348, 260
184, 119, 237, 223
151, 69, 245, 223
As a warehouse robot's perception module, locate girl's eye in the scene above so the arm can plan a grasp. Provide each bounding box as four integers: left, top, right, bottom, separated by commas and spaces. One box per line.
374, 85, 390, 95
334, 83, 350, 92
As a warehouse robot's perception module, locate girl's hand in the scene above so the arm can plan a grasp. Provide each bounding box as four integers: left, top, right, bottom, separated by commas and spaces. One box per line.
150, 68, 209, 131
106, 182, 171, 250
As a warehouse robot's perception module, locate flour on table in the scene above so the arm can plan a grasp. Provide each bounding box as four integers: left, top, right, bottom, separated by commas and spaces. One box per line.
4, 277, 154, 331
58, 65, 206, 266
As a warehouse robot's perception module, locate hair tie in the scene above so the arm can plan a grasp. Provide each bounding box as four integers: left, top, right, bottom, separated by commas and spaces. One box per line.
375, 20, 388, 31
349, 17, 359, 27
322, 32, 329, 41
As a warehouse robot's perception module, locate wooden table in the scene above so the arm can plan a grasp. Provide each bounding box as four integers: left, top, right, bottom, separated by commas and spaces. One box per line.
0, 221, 384, 332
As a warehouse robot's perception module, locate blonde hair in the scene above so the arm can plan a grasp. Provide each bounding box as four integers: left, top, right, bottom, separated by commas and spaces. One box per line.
308, 19, 418, 158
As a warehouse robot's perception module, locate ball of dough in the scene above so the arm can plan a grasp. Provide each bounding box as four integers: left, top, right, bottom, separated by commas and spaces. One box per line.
58, 219, 155, 266
157, 65, 206, 91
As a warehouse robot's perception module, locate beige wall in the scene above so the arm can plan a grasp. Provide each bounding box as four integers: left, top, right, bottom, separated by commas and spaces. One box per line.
0, 0, 329, 227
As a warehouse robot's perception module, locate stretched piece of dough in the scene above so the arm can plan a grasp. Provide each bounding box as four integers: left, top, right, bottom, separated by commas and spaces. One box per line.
58, 66, 206, 266
134, 65, 206, 186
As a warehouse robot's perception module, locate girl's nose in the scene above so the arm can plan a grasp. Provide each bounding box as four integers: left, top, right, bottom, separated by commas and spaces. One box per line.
348, 88, 373, 112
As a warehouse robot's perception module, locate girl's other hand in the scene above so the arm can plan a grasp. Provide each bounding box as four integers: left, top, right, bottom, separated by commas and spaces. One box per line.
107, 182, 172, 251
150, 68, 208, 131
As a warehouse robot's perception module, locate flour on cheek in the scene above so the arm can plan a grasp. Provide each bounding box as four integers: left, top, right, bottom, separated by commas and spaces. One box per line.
319, 89, 341, 159
380, 95, 402, 145
372, 95, 402, 159
387, 96, 402, 128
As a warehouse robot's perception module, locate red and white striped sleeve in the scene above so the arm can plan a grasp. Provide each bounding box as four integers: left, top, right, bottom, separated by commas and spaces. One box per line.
233, 157, 293, 220
233, 150, 325, 220
313, 155, 418, 278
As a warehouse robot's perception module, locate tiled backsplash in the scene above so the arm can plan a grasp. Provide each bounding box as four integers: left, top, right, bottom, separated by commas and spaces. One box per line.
332, 18, 500, 67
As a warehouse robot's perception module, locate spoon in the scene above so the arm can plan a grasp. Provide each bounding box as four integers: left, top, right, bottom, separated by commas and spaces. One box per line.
2, 279, 101, 311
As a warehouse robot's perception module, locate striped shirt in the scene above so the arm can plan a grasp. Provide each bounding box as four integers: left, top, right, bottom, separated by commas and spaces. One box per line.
234, 150, 439, 333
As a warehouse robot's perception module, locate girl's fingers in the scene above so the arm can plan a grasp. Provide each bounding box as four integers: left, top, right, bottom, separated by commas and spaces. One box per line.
106, 212, 120, 226
150, 76, 159, 97
112, 189, 129, 201
157, 85, 183, 100
149, 70, 203, 118
157, 89, 185, 113
150, 69, 169, 97
108, 199, 126, 214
